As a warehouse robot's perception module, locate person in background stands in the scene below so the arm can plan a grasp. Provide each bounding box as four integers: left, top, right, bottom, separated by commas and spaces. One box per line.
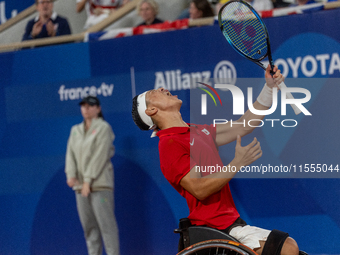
22, 0, 71, 41
289, 0, 338, 7
177, 0, 191, 19
65, 96, 120, 255
136, 0, 163, 27
189, 0, 215, 19
177, 0, 215, 20
271, 0, 290, 8
290, 0, 316, 5
216, 0, 273, 14
76, 0, 130, 30
244, 0, 273, 11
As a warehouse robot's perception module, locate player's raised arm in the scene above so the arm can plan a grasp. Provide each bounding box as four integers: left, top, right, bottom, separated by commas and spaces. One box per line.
215, 65, 284, 147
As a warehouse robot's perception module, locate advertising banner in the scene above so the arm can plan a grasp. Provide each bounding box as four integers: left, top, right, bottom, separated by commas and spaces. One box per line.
0, 8, 339, 255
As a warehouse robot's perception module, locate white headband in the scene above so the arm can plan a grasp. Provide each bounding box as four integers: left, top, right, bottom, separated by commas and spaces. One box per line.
137, 91, 156, 130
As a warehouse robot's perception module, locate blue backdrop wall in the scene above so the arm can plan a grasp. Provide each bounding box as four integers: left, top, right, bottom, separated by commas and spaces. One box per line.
0, 8, 340, 255
0, 0, 33, 24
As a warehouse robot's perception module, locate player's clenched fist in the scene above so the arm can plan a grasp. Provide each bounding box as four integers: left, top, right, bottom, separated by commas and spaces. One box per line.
265, 65, 285, 89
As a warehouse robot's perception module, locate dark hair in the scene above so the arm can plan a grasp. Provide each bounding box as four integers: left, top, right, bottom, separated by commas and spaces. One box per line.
192, 0, 215, 17
79, 95, 104, 120
98, 110, 104, 120
132, 95, 150, 130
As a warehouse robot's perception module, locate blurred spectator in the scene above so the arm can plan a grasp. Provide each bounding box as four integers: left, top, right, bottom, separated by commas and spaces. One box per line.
290, 0, 316, 5
216, 0, 273, 14
22, 0, 71, 41
289, 0, 339, 6
245, 0, 274, 11
177, 0, 191, 19
215, 0, 227, 14
177, 0, 215, 19
77, 0, 130, 30
136, 0, 163, 26
189, 0, 215, 19
271, 0, 291, 8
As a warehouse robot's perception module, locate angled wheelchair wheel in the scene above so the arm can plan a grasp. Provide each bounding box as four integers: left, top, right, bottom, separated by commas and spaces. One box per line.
177, 239, 258, 255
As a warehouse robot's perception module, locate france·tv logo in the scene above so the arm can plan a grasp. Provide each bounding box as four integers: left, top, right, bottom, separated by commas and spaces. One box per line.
200, 83, 312, 116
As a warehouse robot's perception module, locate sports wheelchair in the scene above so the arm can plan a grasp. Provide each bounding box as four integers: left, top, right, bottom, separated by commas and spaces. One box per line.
174, 218, 308, 255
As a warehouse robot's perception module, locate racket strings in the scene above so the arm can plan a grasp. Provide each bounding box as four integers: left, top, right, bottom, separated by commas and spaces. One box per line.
220, 2, 268, 60
222, 19, 266, 57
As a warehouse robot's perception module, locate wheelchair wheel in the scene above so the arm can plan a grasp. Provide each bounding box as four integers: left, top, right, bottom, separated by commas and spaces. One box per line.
177, 239, 258, 255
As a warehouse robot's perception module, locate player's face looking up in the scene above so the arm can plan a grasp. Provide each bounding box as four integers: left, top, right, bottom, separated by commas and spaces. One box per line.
145, 88, 182, 112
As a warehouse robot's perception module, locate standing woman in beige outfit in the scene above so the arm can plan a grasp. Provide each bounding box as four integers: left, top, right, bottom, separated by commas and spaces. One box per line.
65, 95, 120, 255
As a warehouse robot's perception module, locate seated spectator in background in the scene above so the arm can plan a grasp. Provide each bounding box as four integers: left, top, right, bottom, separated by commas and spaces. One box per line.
215, 0, 225, 14
22, 0, 71, 41
177, 0, 214, 20
272, 0, 290, 8
216, 0, 273, 14
177, 0, 191, 19
289, 0, 338, 6
290, 0, 316, 5
136, 0, 163, 27
245, 0, 273, 11
189, 0, 215, 19
76, 0, 130, 30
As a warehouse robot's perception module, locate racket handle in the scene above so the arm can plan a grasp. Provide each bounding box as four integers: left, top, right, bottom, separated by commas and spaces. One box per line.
277, 82, 302, 115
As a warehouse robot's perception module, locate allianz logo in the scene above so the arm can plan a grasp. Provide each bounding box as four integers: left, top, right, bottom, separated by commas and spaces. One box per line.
154, 61, 237, 91
58, 82, 114, 101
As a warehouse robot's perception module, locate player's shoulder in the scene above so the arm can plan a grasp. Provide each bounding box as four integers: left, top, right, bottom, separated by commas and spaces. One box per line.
192, 124, 215, 136
158, 131, 189, 150
158, 134, 182, 145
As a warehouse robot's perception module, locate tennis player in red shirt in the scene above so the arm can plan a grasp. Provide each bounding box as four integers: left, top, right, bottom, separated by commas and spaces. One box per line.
131, 65, 301, 255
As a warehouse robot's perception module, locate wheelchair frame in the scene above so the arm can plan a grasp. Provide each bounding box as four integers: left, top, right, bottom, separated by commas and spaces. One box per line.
174, 218, 308, 255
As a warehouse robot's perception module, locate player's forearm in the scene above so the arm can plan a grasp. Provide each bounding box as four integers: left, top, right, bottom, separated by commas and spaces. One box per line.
236, 101, 268, 133
215, 84, 275, 146
235, 83, 277, 134
185, 136, 262, 200
184, 160, 243, 200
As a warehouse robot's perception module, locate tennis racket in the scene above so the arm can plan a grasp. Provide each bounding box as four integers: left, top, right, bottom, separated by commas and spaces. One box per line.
218, 0, 301, 115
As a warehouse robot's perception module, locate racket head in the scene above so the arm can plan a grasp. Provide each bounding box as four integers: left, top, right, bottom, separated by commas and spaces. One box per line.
218, 0, 272, 69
